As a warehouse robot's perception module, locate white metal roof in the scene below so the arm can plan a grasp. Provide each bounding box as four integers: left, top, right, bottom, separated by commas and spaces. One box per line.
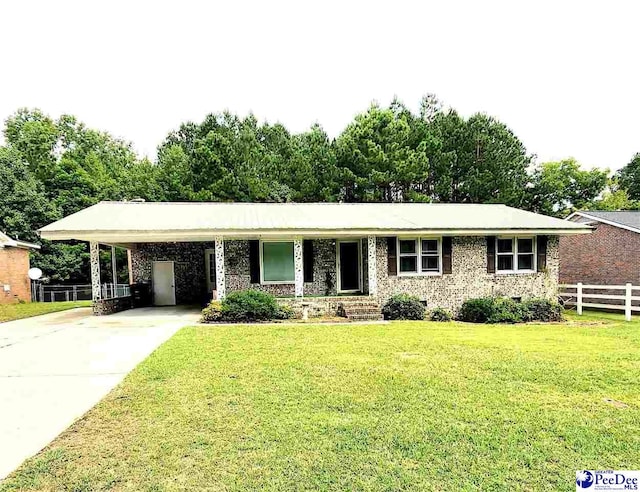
39, 201, 591, 243
0, 231, 40, 250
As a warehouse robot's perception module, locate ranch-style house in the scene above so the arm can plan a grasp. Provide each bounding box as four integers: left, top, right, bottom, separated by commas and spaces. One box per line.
39, 201, 590, 317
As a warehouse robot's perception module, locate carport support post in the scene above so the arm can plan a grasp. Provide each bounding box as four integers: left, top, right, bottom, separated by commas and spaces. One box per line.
215, 237, 225, 299
90, 241, 101, 303
111, 245, 117, 298
367, 235, 377, 296
294, 238, 303, 298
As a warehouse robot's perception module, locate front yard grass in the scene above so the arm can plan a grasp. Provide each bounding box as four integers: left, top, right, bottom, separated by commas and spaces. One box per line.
2, 312, 640, 491
0, 301, 91, 323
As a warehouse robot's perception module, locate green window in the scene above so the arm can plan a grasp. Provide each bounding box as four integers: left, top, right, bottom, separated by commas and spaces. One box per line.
261, 241, 295, 283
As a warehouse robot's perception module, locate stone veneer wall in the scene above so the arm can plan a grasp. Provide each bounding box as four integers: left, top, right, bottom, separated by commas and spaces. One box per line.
130, 242, 215, 304
129, 237, 558, 311
375, 236, 559, 313
130, 239, 339, 303
93, 296, 133, 315
225, 239, 338, 296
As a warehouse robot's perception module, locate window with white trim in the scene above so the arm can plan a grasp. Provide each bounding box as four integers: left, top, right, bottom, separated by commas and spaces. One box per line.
496, 237, 535, 273
260, 241, 295, 283
398, 238, 441, 275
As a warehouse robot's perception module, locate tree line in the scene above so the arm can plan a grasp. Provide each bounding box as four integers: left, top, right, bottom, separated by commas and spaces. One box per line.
1, 95, 639, 283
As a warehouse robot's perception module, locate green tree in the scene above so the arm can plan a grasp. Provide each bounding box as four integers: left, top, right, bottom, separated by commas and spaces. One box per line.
3, 108, 159, 282
158, 112, 302, 202
454, 114, 531, 206
528, 158, 609, 216
287, 125, 340, 202
335, 102, 429, 201
3, 108, 58, 181
0, 147, 58, 243
589, 179, 640, 211
156, 145, 193, 200
617, 153, 640, 200
0, 146, 85, 282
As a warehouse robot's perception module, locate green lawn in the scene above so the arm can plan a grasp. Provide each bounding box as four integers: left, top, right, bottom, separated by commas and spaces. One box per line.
0, 301, 91, 323
2, 313, 640, 491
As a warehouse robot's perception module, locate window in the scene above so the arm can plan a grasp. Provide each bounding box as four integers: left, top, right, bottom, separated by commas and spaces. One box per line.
496, 237, 535, 273
204, 248, 216, 292
261, 241, 295, 283
398, 238, 441, 275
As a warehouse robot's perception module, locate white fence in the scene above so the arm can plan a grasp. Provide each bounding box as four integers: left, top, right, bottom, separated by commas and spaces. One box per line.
33, 283, 130, 302
559, 283, 640, 321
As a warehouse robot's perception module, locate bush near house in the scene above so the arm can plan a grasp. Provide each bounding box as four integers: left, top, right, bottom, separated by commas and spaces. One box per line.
201, 300, 224, 322
382, 294, 425, 320
523, 298, 564, 322
459, 297, 564, 324
429, 307, 453, 322
201, 290, 293, 323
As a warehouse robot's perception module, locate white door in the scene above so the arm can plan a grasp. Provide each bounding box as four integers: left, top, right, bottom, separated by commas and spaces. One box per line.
152, 261, 176, 306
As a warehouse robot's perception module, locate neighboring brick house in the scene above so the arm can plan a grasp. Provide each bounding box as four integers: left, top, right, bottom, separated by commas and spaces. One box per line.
40, 202, 590, 316
0, 232, 40, 304
560, 211, 640, 285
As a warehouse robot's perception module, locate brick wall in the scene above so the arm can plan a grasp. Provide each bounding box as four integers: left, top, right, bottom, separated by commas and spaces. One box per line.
559, 223, 640, 285
0, 247, 32, 304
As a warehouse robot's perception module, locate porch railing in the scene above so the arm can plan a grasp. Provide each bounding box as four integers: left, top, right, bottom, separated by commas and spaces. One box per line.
33, 283, 131, 302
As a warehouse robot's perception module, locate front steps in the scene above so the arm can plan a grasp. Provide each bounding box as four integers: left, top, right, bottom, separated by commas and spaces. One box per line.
337, 298, 383, 321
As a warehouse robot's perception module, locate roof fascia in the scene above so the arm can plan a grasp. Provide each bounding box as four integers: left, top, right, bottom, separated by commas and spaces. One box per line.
568, 211, 640, 235
40, 227, 592, 243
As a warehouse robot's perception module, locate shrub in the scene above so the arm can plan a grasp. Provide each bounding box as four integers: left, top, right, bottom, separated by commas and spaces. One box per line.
487, 297, 527, 324
201, 300, 223, 322
522, 298, 564, 322
220, 290, 282, 322
201, 290, 289, 322
275, 304, 295, 320
382, 294, 425, 320
459, 297, 565, 324
458, 297, 496, 323
429, 307, 453, 322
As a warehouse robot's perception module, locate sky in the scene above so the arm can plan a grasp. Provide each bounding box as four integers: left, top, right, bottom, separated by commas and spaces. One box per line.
0, 0, 638, 171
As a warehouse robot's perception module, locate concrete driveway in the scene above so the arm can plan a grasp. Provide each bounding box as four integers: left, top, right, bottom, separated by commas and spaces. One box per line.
0, 306, 200, 479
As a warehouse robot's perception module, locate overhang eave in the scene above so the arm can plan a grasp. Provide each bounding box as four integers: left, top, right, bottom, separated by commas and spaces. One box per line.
39, 226, 592, 243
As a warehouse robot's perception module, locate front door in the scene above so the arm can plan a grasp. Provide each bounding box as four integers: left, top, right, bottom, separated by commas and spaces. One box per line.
152, 261, 176, 306
338, 241, 360, 292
